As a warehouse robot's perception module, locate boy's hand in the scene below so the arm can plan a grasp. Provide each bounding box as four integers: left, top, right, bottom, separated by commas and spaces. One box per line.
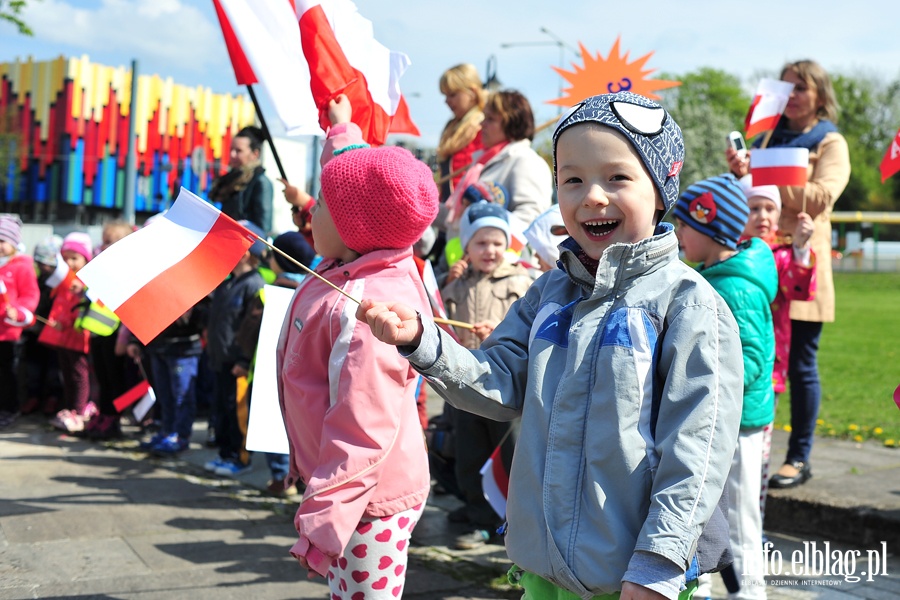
357, 299, 423, 347
445, 256, 468, 285
327, 93, 352, 126
620, 582, 667, 600
725, 146, 750, 178
792, 212, 814, 249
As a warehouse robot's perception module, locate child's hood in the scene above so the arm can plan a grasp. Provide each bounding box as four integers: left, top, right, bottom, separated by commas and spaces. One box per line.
700, 237, 778, 303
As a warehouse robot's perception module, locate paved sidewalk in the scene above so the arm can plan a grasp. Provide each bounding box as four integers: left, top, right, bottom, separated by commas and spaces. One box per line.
1, 415, 898, 599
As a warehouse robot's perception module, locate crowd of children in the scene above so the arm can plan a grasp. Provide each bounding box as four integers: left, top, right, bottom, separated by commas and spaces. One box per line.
1, 86, 830, 600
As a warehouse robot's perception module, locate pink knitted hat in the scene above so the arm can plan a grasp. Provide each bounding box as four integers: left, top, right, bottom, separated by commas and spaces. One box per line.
61, 232, 93, 261
320, 146, 439, 254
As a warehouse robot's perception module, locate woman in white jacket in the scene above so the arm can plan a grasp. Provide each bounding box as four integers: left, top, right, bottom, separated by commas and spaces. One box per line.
478, 90, 553, 231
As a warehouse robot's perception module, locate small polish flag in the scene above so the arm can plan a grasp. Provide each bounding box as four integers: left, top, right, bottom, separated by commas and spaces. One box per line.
745, 79, 794, 140
880, 126, 900, 183
750, 148, 809, 187
113, 380, 152, 412
76, 187, 258, 345
479, 444, 509, 520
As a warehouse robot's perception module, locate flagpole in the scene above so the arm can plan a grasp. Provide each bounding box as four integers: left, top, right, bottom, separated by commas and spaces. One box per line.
246, 84, 288, 182
434, 317, 475, 330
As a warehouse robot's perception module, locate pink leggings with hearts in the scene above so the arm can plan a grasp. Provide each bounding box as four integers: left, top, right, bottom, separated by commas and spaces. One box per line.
327, 503, 425, 600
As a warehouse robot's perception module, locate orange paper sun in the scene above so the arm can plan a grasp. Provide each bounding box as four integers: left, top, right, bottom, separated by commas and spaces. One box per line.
548, 36, 681, 107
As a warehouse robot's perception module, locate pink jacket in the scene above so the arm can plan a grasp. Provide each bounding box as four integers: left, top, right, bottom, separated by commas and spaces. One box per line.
770, 243, 816, 393
276, 247, 432, 576
0, 254, 39, 342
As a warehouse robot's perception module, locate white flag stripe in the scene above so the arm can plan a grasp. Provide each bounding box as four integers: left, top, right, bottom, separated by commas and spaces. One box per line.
221, 0, 320, 136
749, 94, 788, 125
758, 78, 795, 97
76, 190, 217, 310
750, 148, 809, 169
305, 0, 408, 114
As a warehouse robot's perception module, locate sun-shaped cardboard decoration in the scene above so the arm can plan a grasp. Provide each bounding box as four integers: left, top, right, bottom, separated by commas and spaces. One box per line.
548, 36, 681, 107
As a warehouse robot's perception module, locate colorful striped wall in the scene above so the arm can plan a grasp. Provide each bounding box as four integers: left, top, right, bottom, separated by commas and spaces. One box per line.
0, 55, 256, 215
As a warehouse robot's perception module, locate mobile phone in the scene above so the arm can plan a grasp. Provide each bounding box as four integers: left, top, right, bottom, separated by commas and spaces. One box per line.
728, 131, 747, 159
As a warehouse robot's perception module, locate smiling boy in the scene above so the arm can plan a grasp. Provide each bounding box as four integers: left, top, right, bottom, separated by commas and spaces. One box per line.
358, 92, 743, 600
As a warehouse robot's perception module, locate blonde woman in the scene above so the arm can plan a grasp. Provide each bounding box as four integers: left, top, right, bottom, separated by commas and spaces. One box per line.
437, 64, 486, 201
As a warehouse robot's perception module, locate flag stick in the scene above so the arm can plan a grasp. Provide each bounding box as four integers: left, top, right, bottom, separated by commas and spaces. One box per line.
34, 314, 55, 328
256, 236, 363, 305
246, 84, 288, 182
760, 129, 775, 149
434, 317, 474, 330
256, 235, 470, 326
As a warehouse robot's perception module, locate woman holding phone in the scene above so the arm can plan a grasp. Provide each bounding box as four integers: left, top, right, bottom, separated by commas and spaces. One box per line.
726, 59, 850, 489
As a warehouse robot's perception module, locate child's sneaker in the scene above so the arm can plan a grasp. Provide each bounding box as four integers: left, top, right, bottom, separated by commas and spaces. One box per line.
203, 456, 230, 472
151, 434, 189, 456
86, 414, 121, 441
214, 459, 252, 477
265, 479, 299, 498
139, 432, 167, 451
50, 409, 84, 434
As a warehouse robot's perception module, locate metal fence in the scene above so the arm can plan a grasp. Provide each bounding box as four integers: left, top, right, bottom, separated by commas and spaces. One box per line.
831, 212, 900, 272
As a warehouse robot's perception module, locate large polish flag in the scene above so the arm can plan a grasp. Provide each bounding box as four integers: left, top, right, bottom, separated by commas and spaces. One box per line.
750, 148, 810, 187
76, 188, 258, 345
213, 0, 420, 144
880, 126, 900, 183
745, 79, 794, 140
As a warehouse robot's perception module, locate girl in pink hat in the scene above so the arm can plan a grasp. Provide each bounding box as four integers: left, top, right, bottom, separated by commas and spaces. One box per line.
40, 231, 96, 433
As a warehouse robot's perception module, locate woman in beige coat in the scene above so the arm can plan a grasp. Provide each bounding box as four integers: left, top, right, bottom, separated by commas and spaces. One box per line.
727, 59, 850, 489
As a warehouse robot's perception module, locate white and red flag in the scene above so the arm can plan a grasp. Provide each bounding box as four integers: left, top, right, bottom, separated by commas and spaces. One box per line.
750, 148, 810, 187
880, 126, 900, 183
413, 256, 460, 343
479, 443, 509, 520
76, 188, 258, 345
213, 0, 420, 144
744, 79, 794, 140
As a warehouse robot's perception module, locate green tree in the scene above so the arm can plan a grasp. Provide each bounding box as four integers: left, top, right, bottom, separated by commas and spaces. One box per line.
0, 0, 33, 36
831, 71, 900, 211
658, 68, 750, 189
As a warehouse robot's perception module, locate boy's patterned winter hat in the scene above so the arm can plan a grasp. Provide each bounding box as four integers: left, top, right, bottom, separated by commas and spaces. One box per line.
674, 174, 750, 250
552, 92, 685, 214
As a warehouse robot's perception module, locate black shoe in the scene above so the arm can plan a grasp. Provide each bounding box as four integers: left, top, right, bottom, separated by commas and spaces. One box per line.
447, 506, 470, 524
452, 529, 501, 550
769, 461, 811, 489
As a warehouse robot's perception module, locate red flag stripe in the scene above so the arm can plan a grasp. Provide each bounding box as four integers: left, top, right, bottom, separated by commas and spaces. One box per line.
113, 214, 253, 344
212, 0, 257, 85
746, 114, 781, 140
751, 165, 808, 187
490, 445, 509, 498
880, 127, 900, 183
113, 381, 152, 412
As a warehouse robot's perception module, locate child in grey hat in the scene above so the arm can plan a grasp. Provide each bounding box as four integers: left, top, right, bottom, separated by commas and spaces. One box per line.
359, 92, 744, 600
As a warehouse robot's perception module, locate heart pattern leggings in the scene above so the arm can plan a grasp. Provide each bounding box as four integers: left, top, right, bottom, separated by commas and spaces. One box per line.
326, 503, 425, 600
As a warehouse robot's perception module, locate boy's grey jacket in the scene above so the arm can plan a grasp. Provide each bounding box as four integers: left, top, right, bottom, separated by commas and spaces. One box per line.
405, 224, 743, 597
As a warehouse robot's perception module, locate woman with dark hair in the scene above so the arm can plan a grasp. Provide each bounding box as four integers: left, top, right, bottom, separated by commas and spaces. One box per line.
444, 90, 553, 237
477, 90, 552, 229
209, 125, 274, 234
727, 59, 850, 489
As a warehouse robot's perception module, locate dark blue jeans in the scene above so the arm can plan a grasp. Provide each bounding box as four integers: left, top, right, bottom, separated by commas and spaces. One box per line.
786, 320, 824, 464
212, 368, 244, 463
149, 352, 198, 440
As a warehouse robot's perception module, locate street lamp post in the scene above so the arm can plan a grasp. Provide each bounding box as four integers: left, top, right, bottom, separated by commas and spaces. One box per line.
501, 27, 580, 114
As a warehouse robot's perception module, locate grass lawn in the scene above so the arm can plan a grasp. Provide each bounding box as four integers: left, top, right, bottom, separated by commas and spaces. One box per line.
773, 271, 900, 447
